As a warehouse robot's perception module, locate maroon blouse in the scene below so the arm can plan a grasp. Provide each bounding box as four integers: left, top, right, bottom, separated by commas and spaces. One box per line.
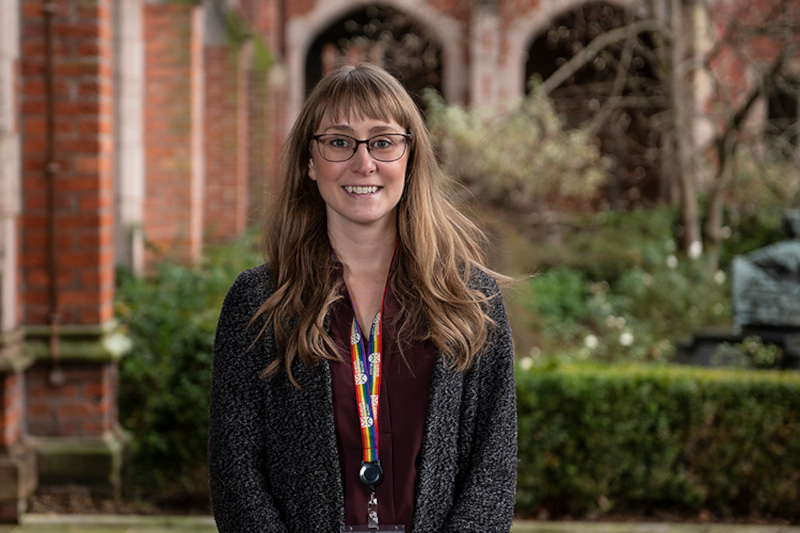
329, 280, 437, 532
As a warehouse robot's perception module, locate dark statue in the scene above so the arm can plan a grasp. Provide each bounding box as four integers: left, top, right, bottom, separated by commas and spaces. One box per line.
677, 210, 800, 370
732, 209, 800, 331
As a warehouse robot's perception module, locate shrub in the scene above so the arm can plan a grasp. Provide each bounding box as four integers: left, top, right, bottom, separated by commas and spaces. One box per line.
512, 259, 729, 365
503, 206, 731, 364
116, 234, 261, 503
516, 361, 800, 520
424, 85, 609, 212
523, 206, 682, 282
717, 144, 800, 266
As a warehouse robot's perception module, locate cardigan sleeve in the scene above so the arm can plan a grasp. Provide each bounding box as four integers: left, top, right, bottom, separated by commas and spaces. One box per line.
443, 277, 518, 532
208, 269, 289, 533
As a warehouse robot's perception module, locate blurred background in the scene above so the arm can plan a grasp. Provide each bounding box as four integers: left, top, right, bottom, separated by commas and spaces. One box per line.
0, 0, 799, 526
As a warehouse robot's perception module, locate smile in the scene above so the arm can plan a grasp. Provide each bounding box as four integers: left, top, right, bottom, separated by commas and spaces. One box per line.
343, 185, 380, 195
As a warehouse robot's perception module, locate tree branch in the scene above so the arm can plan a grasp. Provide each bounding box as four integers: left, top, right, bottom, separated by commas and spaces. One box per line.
543, 19, 670, 95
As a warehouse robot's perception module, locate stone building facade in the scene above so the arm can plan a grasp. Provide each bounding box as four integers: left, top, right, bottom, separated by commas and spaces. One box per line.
0, 0, 797, 523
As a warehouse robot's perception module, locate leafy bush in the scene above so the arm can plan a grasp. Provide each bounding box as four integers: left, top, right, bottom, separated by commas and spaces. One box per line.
516, 361, 800, 520
522, 206, 682, 282
116, 234, 261, 503
711, 336, 785, 369
715, 144, 799, 266
425, 85, 609, 212
505, 206, 730, 364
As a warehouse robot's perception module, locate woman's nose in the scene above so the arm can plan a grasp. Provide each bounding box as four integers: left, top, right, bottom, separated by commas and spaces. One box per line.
349, 143, 377, 174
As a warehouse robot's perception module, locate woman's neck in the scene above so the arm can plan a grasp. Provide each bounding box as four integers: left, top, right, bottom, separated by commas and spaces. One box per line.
329, 219, 397, 329
328, 219, 397, 277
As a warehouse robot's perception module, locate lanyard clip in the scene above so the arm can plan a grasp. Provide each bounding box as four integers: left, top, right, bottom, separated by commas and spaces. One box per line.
367, 487, 379, 529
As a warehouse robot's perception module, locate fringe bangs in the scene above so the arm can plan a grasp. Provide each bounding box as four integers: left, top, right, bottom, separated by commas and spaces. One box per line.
319, 70, 413, 130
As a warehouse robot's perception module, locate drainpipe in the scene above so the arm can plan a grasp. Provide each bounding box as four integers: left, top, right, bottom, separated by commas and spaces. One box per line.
43, 0, 64, 385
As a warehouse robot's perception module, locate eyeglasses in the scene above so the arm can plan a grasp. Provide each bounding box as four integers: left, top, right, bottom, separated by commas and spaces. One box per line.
311, 132, 412, 163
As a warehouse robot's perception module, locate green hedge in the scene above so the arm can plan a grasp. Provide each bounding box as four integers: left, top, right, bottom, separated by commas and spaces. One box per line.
516, 362, 800, 520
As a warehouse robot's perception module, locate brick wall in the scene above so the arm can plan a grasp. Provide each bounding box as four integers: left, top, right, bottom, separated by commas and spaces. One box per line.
238, 0, 283, 212
203, 45, 247, 242
707, 0, 795, 105
246, 67, 269, 217
142, 2, 204, 264
242, 0, 283, 55
26, 363, 116, 437
19, 0, 116, 327
236, 46, 250, 230
0, 373, 23, 448
12, 0, 123, 514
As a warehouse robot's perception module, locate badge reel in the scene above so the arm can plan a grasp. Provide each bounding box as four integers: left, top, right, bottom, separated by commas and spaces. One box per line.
340, 462, 405, 532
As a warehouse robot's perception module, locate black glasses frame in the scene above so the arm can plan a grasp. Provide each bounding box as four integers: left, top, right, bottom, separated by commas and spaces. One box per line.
311, 133, 412, 162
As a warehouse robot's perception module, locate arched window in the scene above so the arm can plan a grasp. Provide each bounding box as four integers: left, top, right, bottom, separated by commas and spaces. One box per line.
305, 4, 443, 111
525, 2, 665, 205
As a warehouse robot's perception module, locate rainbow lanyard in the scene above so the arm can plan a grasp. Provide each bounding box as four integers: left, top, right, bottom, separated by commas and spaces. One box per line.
349, 293, 385, 466
339, 244, 397, 527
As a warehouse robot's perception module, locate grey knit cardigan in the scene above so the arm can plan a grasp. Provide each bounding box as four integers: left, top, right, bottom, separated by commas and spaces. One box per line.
208, 264, 517, 533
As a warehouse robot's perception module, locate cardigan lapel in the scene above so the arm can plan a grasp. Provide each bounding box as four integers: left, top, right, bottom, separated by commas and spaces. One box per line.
412, 354, 465, 532
264, 357, 345, 530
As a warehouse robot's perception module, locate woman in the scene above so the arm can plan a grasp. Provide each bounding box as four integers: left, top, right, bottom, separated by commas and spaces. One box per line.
208, 63, 517, 533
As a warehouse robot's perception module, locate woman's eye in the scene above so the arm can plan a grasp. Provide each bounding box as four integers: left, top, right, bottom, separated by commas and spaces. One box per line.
329, 137, 352, 148
371, 138, 393, 149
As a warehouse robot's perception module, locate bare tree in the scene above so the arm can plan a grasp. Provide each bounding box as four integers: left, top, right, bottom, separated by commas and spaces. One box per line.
540, 0, 800, 269
698, 0, 800, 270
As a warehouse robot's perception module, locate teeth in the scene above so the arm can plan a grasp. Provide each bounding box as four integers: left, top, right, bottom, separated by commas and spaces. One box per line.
344, 186, 379, 194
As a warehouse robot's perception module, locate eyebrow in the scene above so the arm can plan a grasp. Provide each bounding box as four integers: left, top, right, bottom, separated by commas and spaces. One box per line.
322, 124, 402, 135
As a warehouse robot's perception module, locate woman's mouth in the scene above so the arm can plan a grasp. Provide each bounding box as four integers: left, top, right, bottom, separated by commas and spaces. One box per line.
343, 185, 380, 195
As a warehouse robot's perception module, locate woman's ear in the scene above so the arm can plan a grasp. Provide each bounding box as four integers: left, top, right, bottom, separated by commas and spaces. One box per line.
308, 159, 317, 181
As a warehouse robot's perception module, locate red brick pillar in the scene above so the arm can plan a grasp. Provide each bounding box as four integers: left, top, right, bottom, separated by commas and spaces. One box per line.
242, 0, 288, 214
203, 33, 248, 242
18, 0, 129, 501
0, 371, 24, 457
143, 2, 205, 265
246, 63, 269, 225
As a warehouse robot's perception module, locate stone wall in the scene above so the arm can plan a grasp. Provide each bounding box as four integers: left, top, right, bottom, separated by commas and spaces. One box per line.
0, 0, 32, 523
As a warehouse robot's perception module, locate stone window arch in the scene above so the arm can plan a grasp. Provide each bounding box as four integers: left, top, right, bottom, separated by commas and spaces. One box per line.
508, 0, 665, 206
286, 0, 464, 128
502, 0, 634, 101
305, 4, 444, 112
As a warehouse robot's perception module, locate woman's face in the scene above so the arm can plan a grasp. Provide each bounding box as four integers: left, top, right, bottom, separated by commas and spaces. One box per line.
308, 111, 409, 235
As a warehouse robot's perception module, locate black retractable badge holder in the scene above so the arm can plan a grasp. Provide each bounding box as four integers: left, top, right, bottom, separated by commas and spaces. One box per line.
360, 461, 384, 488
341, 462, 404, 531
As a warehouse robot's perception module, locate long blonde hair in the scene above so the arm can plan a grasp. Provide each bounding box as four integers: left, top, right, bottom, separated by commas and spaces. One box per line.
254, 63, 506, 386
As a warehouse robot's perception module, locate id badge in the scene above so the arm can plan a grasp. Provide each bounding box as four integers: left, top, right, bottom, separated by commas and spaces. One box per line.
340, 527, 405, 532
